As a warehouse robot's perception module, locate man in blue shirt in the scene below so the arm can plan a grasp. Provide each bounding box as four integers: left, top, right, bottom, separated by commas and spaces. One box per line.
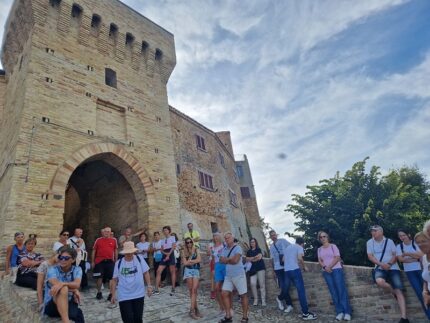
44, 246, 84, 323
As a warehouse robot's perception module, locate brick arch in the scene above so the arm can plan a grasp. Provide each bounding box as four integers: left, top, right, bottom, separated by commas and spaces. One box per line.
49, 142, 155, 229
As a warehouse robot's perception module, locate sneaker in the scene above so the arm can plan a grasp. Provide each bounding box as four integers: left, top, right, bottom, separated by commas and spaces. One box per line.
96, 292, 103, 300
344, 314, 351, 321
107, 293, 112, 302
262, 300, 266, 307
399, 319, 410, 323
276, 297, 285, 311
170, 288, 175, 296
284, 305, 293, 313
302, 312, 317, 320
153, 289, 160, 295
336, 313, 344, 321
253, 300, 258, 306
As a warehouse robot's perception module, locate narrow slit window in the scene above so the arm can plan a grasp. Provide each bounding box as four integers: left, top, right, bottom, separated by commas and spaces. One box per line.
141, 41, 149, 54
109, 23, 118, 40
49, 0, 61, 8
105, 68, 117, 88
155, 48, 163, 61
125, 33, 135, 47
91, 14, 101, 30
71, 4, 82, 19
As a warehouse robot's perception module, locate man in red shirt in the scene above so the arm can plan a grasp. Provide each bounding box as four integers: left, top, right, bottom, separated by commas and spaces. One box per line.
92, 226, 118, 300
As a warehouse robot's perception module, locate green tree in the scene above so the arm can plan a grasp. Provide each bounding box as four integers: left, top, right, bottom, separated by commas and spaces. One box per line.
286, 158, 430, 266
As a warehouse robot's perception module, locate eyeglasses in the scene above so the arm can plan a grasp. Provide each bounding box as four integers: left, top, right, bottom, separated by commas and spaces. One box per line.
319, 235, 327, 239
185, 241, 193, 245
58, 255, 72, 261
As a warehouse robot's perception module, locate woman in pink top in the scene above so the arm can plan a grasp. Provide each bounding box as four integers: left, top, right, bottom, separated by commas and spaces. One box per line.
317, 231, 351, 321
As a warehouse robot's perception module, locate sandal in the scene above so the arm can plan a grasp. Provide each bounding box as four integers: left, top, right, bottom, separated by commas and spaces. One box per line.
240, 318, 249, 323
218, 317, 233, 323
189, 309, 198, 320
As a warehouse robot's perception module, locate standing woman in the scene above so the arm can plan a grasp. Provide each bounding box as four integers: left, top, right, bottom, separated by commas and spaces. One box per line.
171, 232, 181, 287
155, 226, 177, 295
416, 231, 430, 313
136, 232, 150, 260
151, 231, 165, 293
317, 231, 351, 321
245, 238, 266, 306
110, 241, 153, 323
397, 229, 428, 317
5, 232, 26, 277
182, 237, 202, 319
211, 232, 228, 316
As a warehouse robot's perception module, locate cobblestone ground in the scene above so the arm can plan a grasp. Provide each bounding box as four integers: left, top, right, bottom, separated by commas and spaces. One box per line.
32, 283, 367, 323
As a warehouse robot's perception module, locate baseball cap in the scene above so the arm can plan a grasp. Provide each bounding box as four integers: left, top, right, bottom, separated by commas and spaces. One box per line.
370, 225, 383, 231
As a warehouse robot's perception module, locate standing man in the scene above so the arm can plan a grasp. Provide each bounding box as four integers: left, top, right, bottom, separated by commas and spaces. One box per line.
283, 237, 317, 320
184, 223, 200, 249
367, 225, 409, 323
43, 246, 84, 323
110, 241, 153, 323
118, 227, 146, 252
69, 228, 88, 289
92, 226, 118, 301
269, 230, 292, 312
218, 232, 249, 323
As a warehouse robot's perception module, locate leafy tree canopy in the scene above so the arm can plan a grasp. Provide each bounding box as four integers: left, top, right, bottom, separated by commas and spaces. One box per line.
286, 157, 430, 266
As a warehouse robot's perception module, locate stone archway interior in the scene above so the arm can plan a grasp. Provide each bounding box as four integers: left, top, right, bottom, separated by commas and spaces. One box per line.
64, 155, 138, 251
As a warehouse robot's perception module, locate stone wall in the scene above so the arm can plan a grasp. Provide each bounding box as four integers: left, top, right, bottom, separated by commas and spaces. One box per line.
169, 107, 250, 242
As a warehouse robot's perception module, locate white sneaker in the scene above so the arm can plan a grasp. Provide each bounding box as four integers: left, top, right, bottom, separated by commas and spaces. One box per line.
284, 305, 293, 313
253, 300, 258, 306
344, 314, 351, 321
276, 297, 285, 311
336, 313, 344, 321
302, 312, 317, 320
262, 300, 266, 307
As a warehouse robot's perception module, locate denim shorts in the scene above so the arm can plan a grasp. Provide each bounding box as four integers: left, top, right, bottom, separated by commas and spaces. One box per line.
183, 267, 200, 280
374, 269, 403, 290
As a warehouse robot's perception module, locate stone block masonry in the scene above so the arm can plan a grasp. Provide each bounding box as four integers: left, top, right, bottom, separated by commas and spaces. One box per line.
0, 0, 264, 267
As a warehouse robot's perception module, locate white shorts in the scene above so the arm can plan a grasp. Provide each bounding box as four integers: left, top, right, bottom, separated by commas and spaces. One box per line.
222, 274, 247, 295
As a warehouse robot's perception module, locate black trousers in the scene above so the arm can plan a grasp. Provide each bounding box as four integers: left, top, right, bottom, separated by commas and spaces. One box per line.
15, 271, 37, 290
119, 297, 144, 323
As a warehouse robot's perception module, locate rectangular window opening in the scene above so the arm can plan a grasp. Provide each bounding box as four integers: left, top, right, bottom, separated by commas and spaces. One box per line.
240, 187, 251, 199
198, 171, 214, 190
105, 68, 117, 88
196, 135, 206, 151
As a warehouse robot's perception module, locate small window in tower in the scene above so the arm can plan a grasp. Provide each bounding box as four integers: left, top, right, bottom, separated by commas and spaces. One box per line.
125, 33, 135, 47
91, 14, 101, 30
105, 68, 117, 88
71, 4, 82, 19
240, 187, 251, 199
141, 41, 149, 54
109, 23, 118, 40
49, 0, 61, 8
210, 222, 219, 234
155, 48, 163, 61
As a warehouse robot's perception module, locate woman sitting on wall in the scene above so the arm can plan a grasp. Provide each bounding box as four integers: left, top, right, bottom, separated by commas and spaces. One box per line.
245, 238, 266, 306
5, 232, 26, 279
415, 231, 430, 316
15, 237, 44, 290
397, 229, 430, 320
317, 230, 351, 321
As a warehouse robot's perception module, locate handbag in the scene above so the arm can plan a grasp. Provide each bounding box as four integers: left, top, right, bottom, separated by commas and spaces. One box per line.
273, 242, 284, 266
154, 252, 162, 262
371, 238, 388, 283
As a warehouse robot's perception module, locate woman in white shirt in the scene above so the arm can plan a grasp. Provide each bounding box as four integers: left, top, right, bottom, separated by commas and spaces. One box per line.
414, 231, 430, 319
136, 232, 150, 259
52, 230, 71, 252
397, 229, 429, 319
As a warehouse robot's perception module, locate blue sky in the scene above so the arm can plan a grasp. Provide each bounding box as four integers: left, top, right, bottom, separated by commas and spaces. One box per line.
1, 0, 430, 238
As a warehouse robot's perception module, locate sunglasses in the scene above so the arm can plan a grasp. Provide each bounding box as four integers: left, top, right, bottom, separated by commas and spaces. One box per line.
185, 241, 193, 245
319, 235, 327, 239
58, 255, 72, 261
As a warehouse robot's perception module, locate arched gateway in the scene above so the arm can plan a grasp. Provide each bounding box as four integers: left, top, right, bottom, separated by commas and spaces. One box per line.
49, 143, 155, 249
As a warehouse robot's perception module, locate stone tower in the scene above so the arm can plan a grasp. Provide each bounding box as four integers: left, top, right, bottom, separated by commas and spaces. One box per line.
0, 0, 180, 258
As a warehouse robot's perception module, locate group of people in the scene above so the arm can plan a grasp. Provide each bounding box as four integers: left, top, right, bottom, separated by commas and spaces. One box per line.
4, 220, 430, 323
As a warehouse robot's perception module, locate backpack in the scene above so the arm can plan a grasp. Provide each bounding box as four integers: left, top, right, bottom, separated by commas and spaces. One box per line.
117, 255, 142, 270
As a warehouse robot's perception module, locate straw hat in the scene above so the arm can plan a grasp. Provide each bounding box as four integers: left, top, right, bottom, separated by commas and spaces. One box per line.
120, 241, 139, 254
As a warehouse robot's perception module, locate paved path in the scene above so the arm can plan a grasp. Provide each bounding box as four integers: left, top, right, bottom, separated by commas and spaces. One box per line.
34, 283, 349, 323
